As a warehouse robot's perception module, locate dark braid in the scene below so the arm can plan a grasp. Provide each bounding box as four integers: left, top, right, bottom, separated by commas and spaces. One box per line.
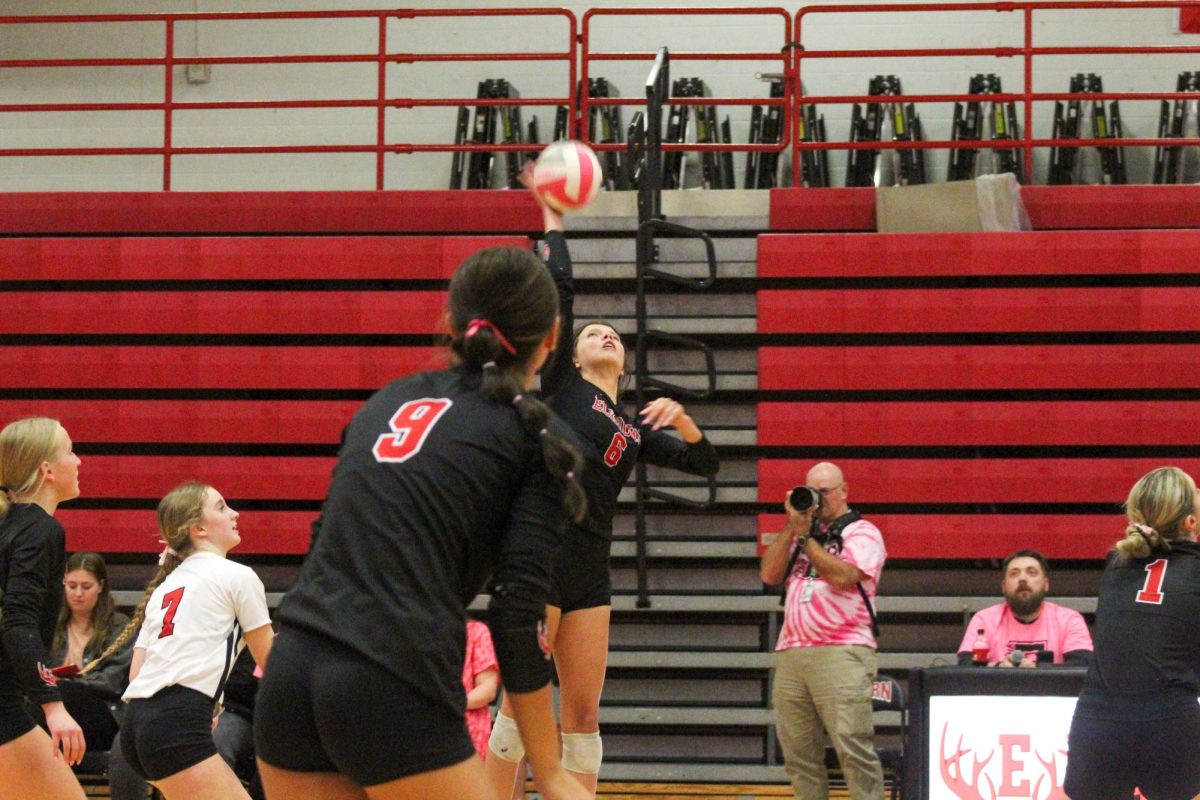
450, 247, 586, 523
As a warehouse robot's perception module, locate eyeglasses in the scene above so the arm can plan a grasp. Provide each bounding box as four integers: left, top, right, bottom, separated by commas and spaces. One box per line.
807, 482, 845, 496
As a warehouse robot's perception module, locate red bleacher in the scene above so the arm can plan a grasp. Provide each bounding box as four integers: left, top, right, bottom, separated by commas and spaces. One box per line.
756, 202, 1199, 562
769, 185, 1200, 232
0, 219, 531, 555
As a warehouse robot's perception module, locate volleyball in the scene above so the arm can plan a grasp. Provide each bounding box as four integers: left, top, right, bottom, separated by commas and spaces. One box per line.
532, 140, 603, 212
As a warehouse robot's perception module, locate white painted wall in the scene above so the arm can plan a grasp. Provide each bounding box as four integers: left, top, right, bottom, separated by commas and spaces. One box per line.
2, 0, 1198, 190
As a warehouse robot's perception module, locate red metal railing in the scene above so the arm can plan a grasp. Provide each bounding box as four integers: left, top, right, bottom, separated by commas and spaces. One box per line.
0, 8, 576, 190
580, 7, 792, 157
4, 4, 1200, 190
793, 0, 1200, 186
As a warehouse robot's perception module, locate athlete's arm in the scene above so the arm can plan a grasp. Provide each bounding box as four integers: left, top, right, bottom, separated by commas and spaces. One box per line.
242, 623, 274, 671
0, 522, 63, 705
524, 162, 576, 399
637, 408, 720, 477
466, 668, 500, 710
128, 647, 146, 683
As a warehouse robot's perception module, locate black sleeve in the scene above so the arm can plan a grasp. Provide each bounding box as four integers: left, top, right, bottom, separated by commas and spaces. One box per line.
74, 638, 133, 701
74, 614, 135, 700
1062, 649, 1093, 667
1, 522, 62, 705
638, 427, 720, 477
486, 449, 564, 694
956, 651, 976, 666
540, 230, 578, 398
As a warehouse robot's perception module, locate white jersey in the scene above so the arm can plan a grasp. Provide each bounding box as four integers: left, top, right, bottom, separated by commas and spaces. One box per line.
123, 551, 271, 703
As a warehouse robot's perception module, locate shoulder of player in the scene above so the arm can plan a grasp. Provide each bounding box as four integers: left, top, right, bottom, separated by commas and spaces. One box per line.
1, 504, 64, 542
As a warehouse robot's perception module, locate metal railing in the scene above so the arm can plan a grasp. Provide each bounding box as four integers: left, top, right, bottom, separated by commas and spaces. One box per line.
628, 49, 719, 608
793, 0, 1200, 186
0, 8, 576, 190
4, 4, 1200, 188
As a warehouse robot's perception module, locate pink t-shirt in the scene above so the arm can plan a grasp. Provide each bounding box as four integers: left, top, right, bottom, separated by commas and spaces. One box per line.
957, 601, 1093, 665
776, 518, 887, 651
463, 620, 499, 759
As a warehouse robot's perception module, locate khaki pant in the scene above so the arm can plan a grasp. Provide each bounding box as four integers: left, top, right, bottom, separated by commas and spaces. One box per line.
772, 645, 884, 800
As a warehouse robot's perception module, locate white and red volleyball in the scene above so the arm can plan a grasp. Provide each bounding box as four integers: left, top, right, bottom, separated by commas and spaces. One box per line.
532, 140, 603, 213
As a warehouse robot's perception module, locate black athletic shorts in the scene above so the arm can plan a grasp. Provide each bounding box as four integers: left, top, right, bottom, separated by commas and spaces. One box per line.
254, 626, 476, 788
548, 530, 612, 612
1064, 709, 1200, 800
0, 678, 36, 746
120, 685, 218, 781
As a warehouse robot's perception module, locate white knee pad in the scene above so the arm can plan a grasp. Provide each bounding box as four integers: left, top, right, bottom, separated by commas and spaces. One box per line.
487, 712, 526, 764
561, 731, 603, 774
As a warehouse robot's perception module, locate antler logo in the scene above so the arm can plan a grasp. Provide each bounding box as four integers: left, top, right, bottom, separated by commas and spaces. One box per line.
937, 723, 1069, 800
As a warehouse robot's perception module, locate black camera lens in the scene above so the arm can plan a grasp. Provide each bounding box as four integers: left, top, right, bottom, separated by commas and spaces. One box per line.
788, 486, 822, 513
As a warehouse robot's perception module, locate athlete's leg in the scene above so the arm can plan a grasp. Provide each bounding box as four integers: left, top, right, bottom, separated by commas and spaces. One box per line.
366, 756, 496, 800
0, 726, 86, 799
486, 605, 563, 800
553, 604, 611, 795
258, 760, 368, 800
151, 752, 250, 800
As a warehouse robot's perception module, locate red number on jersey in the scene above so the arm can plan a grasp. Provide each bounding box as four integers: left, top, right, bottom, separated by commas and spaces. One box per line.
372, 398, 453, 463
603, 432, 628, 467
159, 587, 185, 638
1136, 558, 1168, 605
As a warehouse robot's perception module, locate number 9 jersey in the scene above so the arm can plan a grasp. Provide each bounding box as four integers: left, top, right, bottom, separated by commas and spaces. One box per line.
122, 552, 271, 706
276, 364, 577, 707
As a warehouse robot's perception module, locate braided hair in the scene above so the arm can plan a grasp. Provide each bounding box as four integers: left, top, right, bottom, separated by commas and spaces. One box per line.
1116, 466, 1198, 562
83, 482, 208, 674
449, 247, 586, 523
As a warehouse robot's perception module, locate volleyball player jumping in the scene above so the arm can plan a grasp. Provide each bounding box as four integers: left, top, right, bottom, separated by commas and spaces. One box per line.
487, 172, 720, 797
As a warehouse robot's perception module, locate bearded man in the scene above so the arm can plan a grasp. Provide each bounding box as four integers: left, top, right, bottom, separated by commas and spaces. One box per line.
956, 550, 1093, 667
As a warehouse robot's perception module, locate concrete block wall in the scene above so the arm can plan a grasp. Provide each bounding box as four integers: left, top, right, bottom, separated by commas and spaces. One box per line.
3, 0, 1199, 191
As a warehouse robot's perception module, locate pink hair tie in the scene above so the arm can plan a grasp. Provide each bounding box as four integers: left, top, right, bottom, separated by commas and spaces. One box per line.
465, 318, 517, 356
1133, 523, 1156, 540
157, 545, 178, 566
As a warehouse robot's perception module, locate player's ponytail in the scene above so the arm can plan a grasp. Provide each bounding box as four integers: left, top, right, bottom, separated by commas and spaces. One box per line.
83, 482, 208, 673
0, 417, 61, 520
1117, 466, 1197, 562
449, 247, 586, 523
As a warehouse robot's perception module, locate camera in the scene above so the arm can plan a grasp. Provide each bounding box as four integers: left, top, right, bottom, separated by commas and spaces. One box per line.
788, 486, 822, 513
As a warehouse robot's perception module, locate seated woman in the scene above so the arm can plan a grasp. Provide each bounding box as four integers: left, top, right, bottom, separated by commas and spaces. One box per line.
47, 552, 149, 800
49, 552, 130, 753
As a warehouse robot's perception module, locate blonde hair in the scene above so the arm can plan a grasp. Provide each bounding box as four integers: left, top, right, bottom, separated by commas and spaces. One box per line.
0, 417, 61, 519
1116, 467, 1198, 561
84, 482, 210, 673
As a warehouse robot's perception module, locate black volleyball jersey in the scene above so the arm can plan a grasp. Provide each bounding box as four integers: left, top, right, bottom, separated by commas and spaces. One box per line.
277, 366, 572, 706
540, 231, 719, 541
0, 504, 65, 705
1078, 542, 1200, 720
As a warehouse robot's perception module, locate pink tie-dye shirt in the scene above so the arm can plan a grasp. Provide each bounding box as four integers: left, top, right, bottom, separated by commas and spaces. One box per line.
463, 620, 499, 759
776, 518, 886, 651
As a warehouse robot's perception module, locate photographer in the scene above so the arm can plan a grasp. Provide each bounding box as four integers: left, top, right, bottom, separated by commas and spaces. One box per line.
760, 462, 887, 800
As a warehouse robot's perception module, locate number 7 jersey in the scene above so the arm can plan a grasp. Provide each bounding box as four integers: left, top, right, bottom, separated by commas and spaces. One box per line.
123, 551, 271, 705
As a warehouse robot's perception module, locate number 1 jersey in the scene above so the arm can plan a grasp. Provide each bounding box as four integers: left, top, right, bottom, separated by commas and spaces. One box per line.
1079, 541, 1200, 720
